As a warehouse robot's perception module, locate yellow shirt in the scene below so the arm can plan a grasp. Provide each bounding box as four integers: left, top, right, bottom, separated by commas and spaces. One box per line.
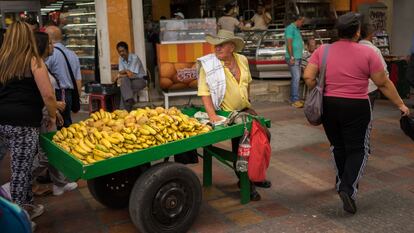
198, 53, 252, 111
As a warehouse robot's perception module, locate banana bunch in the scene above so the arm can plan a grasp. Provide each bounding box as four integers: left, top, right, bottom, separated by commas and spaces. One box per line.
52, 107, 212, 165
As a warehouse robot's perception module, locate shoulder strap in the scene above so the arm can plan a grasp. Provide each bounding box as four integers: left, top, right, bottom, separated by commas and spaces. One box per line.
54, 46, 78, 92
318, 44, 331, 88
46, 67, 62, 89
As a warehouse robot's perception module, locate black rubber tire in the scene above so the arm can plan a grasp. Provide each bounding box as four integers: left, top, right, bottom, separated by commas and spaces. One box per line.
129, 162, 202, 233
87, 163, 150, 209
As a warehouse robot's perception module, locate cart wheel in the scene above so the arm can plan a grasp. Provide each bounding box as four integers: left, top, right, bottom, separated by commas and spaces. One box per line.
87, 163, 150, 209
129, 162, 202, 233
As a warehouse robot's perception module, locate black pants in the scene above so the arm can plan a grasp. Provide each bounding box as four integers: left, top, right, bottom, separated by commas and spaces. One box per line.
406, 55, 414, 87
322, 97, 371, 200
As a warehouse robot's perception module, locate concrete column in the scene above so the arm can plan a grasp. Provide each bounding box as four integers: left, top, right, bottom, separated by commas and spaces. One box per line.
131, 0, 147, 72
95, 0, 112, 84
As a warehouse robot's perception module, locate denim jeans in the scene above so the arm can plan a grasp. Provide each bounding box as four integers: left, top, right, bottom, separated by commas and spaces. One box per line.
288, 59, 302, 102
55, 89, 73, 129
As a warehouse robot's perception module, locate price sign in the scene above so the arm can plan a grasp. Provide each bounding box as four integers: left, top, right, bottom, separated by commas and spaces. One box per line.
369, 8, 387, 31
176, 68, 198, 83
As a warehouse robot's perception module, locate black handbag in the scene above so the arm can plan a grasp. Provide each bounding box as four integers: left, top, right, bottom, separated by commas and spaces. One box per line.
400, 115, 414, 141
54, 47, 81, 113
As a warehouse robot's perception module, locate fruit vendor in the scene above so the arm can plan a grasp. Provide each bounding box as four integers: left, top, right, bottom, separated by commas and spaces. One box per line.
114, 41, 147, 111
197, 29, 272, 201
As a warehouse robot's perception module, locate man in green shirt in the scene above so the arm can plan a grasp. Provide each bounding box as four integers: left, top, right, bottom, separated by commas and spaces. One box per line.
285, 15, 305, 108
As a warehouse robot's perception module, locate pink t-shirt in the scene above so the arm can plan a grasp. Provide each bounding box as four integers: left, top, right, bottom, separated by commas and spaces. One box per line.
308, 40, 384, 99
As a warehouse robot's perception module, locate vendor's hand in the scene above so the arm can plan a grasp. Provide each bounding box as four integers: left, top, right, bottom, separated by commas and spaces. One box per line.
119, 70, 127, 75
209, 114, 223, 123
399, 104, 410, 116
56, 101, 66, 112
244, 108, 258, 116
47, 117, 57, 131
126, 70, 134, 78
289, 57, 295, 65
56, 111, 64, 127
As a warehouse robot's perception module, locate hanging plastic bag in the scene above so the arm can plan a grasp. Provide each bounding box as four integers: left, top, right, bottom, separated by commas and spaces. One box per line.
248, 120, 271, 182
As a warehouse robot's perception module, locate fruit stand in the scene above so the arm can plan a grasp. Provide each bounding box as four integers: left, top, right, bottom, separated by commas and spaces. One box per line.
40, 106, 270, 233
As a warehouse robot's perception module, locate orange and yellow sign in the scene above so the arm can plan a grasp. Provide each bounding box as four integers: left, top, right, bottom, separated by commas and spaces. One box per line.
157, 43, 214, 90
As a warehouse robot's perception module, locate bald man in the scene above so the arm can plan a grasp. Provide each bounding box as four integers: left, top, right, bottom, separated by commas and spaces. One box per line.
45, 26, 82, 128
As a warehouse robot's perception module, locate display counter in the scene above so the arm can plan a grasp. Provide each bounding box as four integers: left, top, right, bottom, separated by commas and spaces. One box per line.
236, 29, 337, 79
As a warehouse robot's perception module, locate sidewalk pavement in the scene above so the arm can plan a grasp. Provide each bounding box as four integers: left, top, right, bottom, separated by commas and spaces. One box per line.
32, 100, 414, 233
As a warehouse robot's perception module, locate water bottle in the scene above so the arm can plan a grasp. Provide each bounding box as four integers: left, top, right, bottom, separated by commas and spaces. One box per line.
236, 129, 251, 172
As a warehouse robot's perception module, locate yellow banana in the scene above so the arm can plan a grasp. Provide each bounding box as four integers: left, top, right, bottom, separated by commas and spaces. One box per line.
72, 123, 81, 130
56, 131, 65, 141
134, 144, 143, 149
79, 139, 92, 153
61, 127, 68, 138
75, 132, 84, 139
74, 145, 88, 155
124, 144, 135, 150
141, 143, 149, 149
67, 127, 77, 135
58, 143, 71, 152
93, 129, 103, 140
79, 121, 87, 127
91, 113, 98, 121
109, 149, 117, 155
121, 148, 128, 153
111, 132, 125, 142
92, 149, 113, 158
67, 131, 74, 139
70, 138, 80, 145
143, 125, 157, 135
149, 123, 161, 133
112, 145, 123, 154
52, 135, 60, 142
100, 138, 112, 149
170, 124, 178, 131
95, 111, 101, 120
93, 154, 105, 161
139, 128, 151, 135
103, 132, 120, 144
86, 156, 96, 164
123, 127, 132, 134
155, 134, 165, 143
71, 150, 84, 160
95, 144, 109, 153
84, 137, 95, 149
127, 149, 133, 153
99, 109, 106, 118
172, 132, 178, 141
124, 140, 134, 145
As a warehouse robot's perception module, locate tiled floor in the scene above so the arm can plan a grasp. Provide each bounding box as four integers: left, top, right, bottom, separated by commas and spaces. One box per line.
5, 100, 414, 233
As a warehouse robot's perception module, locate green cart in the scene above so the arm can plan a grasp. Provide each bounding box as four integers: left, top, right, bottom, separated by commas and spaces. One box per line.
40, 107, 270, 233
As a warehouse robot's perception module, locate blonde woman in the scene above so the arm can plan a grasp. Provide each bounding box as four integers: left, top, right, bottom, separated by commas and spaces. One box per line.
0, 21, 57, 221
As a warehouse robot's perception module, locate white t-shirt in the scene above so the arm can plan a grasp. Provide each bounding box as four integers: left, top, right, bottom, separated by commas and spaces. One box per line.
251, 13, 271, 30
218, 16, 240, 32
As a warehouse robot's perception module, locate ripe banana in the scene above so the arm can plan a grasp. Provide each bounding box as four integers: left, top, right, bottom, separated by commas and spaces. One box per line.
93, 129, 103, 140
79, 139, 92, 153
84, 138, 95, 149
55, 131, 65, 141
71, 150, 85, 160
139, 128, 151, 135
74, 145, 88, 156
100, 138, 112, 149
86, 155, 96, 164
143, 125, 157, 135
61, 127, 68, 138
95, 144, 109, 153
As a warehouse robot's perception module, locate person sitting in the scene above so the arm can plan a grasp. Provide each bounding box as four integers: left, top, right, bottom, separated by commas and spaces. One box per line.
114, 41, 147, 111
197, 29, 272, 201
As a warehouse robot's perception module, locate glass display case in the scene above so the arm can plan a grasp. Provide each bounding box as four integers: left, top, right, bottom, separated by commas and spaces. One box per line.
237, 30, 291, 79
373, 31, 390, 56
159, 18, 216, 44
62, 2, 96, 81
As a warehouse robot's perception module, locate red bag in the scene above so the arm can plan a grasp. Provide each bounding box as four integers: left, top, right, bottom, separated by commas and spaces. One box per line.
248, 120, 271, 182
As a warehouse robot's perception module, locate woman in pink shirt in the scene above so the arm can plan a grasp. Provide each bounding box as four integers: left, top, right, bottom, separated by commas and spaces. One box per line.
303, 12, 409, 214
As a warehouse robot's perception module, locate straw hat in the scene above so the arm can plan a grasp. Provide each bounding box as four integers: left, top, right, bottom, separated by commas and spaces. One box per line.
205, 29, 245, 52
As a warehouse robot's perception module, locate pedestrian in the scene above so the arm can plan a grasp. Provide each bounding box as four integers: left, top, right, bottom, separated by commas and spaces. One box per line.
301, 38, 317, 70
285, 14, 305, 108
197, 29, 272, 201
0, 21, 57, 226
45, 26, 82, 128
359, 23, 389, 108
303, 12, 409, 214
32, 31, 78, 197
218, 3, 245, 32
249, 5, 272, 30
113, 41, 147, 111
